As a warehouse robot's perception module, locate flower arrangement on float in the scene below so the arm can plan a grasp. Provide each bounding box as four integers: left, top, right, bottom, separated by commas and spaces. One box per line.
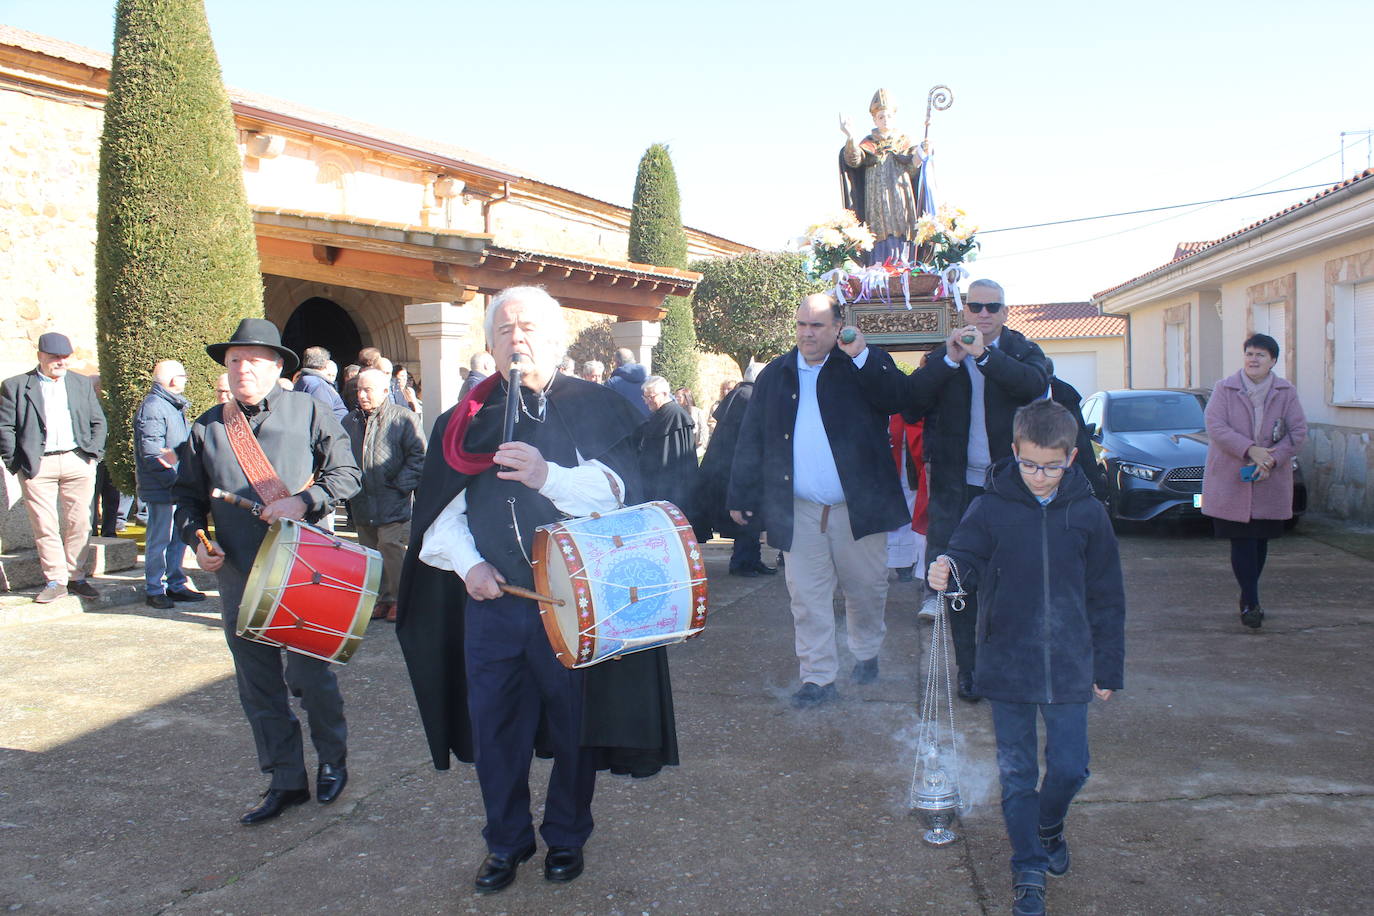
799, 206, 980, 308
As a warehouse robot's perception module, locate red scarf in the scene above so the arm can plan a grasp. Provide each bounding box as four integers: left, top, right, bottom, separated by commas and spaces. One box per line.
442, 372, 502, 474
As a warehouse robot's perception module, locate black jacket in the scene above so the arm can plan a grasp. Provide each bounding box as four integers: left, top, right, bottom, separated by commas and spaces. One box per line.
727, 346, 908, 552
172, 389, 361, 574
635, 401, 700, 531
0, 369, 107, 478
943, 459, 1126, 704
901, 327, 1049, 547
133, 383, 191, 503
342, 400, 426, 526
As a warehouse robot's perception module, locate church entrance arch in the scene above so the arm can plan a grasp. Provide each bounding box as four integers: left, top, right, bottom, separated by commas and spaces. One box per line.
281, 297, 364, 368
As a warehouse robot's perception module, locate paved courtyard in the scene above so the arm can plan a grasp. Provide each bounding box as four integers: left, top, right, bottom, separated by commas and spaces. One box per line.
1, 520, 1370, 915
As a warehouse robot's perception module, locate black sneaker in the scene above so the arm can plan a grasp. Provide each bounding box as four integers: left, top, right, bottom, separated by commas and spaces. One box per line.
1012, 871, 1047, 916
1040, 824, 1070, 877
146, 594, 174, 610
957, 669, 982, 703
1240, 604, 1263, 629
851, 657, 879, 684
791, 682, 839, 709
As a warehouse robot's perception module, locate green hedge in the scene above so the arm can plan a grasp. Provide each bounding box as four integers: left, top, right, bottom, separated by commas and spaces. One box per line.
628, 144, 697, 392
94, 0, 263, 491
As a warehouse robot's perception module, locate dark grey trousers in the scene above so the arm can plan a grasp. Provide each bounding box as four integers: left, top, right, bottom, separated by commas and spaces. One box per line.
218, 564, 348, 791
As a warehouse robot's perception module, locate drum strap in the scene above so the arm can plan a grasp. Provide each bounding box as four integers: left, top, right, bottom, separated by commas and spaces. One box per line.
222, 399, 294, 506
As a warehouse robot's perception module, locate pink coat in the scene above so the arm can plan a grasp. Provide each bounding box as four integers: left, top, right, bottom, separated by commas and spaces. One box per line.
1202, 371, 1308, 523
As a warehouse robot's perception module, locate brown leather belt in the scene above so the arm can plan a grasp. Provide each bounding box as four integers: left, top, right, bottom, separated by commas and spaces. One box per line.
819, 504, 831, 534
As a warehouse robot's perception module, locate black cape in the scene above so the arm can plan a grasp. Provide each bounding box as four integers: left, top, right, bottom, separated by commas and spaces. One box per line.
635, 401, 702, 537
694, 381, 755, 540
394, 373, 679, 774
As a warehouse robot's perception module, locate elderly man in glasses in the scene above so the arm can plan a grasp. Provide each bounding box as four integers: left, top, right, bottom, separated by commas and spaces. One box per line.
862, 278, 1049, 701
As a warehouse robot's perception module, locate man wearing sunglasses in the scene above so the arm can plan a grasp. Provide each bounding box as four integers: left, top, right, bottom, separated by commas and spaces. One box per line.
895, 279, 1050, 701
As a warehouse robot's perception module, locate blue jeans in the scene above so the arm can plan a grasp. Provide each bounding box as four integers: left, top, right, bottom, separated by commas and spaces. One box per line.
990, 700, 1090, 874
143, 500, 187, 596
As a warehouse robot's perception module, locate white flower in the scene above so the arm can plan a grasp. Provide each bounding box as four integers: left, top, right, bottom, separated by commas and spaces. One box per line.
819, 227, 845, 248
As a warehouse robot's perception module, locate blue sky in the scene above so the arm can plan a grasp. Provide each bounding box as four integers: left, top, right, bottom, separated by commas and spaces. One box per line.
5, 0, 1371, 302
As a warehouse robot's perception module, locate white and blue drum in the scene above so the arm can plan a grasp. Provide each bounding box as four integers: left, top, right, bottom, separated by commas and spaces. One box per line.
533, 501, 708, 669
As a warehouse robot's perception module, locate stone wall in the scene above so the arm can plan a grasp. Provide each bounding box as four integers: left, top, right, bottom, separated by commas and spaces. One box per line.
1304, 423, 1374, 522
0, 86, 105, 555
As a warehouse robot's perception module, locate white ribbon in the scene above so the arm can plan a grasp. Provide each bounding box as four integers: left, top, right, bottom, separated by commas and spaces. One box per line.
821, 268, 849, 305
939, 263, 969, 311
858, 266, 890, 303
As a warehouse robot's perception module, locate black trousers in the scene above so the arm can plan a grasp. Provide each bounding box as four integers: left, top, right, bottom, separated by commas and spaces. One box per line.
465, 592, 597, 855
927, 482, 984, 676
1229, 537, 1270, 607
217, 564, 347, 790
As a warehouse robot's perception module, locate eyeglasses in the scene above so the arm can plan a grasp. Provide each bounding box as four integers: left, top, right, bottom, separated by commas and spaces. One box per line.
966, 302, 1003, 314
1016, 457, 1069, 478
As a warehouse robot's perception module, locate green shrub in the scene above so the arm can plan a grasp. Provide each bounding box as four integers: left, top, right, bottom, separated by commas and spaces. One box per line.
691, 252, 824, 373
628, 144, 697, 391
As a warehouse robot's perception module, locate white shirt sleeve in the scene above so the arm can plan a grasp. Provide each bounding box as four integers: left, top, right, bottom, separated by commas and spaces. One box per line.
417, 451, 624, 581
851, 347, 869, 369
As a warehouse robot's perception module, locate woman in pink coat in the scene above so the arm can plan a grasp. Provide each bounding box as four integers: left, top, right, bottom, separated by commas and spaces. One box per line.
1201, 334, 1308, 630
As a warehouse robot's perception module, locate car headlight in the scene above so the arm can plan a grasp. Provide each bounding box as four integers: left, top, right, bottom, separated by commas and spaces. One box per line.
1118, 461, 1162, 481
1292, 456, 1300, 470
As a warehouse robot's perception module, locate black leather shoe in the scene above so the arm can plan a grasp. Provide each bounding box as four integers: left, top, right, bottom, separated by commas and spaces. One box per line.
474, 842, 536, 894
68, 580, 98, 598
791, 682, 839, 709
852, 656, 879, 684
145, 593, 173, 610
1240, 604, 1264, 629
240, 787, 310, 825
544, 846, 584, 883
728, 565, 759, 577
957, 670, 982, 703
751, 561, 778, 576
316, 762, 348, 804
167, 587, 206, 602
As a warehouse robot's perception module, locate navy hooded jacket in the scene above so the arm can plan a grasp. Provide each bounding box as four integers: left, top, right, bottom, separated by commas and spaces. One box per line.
943, 458, 1125, 704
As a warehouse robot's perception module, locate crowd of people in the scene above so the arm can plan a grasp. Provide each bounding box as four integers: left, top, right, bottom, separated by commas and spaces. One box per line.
0, 283, 1309, 915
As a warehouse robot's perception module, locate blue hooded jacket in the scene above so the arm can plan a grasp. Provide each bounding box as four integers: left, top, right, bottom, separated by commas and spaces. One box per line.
943, 458, 1125, 704
607, 362, 651, 417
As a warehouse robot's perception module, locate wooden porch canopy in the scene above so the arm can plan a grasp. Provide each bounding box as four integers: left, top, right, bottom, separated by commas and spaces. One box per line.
252, 209, 699, 320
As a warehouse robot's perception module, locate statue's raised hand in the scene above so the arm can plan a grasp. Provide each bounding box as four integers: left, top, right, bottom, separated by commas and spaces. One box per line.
839, 114, 854, 139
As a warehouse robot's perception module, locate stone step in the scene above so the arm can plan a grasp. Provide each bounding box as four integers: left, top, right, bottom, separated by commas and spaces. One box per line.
0, 536, 137, 592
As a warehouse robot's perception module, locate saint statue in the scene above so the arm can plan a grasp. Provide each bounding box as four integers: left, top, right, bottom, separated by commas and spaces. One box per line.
839, 88, 934, 265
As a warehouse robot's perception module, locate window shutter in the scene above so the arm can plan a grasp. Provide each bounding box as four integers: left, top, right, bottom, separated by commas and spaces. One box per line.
1355, 281, 1374, 400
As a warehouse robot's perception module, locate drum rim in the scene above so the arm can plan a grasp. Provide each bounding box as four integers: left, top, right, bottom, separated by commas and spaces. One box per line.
237, 518, 299, 640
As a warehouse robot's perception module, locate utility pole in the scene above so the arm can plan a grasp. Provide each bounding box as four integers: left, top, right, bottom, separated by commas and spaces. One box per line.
1341, 130, 1374, 178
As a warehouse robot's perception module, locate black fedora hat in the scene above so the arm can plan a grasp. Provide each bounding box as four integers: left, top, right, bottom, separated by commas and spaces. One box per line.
207, 318, 299, 374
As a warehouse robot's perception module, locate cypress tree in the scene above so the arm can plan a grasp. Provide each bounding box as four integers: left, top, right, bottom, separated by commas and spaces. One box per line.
628, 144, 697, 393
95, 0, 263, 491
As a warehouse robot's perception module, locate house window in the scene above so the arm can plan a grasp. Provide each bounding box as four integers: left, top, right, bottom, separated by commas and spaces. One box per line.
1249, 301, 1287, 377
1165, 321, 1186, 387
1334, 279, 1374, 405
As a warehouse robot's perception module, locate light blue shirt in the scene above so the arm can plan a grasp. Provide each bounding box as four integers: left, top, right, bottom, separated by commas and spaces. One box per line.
792, 347, 869, 505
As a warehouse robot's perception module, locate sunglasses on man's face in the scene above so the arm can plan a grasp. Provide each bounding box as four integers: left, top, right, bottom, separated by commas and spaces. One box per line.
966, 301, 1003, 314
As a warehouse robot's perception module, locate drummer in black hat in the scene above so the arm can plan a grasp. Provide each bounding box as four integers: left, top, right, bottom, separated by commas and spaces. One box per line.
171, 318, 362, 825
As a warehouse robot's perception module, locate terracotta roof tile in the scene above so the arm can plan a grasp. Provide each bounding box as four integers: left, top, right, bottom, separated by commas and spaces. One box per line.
1005, 301, 1126, 340
1096, 168, 1374, 299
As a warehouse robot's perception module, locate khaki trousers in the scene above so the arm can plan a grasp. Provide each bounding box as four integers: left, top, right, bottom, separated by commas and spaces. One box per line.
20, 451, 96, 585
783, 498, 889, 686
355, 520, 409, 604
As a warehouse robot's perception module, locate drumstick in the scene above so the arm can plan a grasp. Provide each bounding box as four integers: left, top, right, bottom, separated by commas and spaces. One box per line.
211, 487, 263, 516
499, 583, 565, 606
194, 529, 221, 556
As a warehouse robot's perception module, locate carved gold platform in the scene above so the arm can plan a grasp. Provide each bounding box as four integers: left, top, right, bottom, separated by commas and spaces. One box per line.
846, 295, 955, 351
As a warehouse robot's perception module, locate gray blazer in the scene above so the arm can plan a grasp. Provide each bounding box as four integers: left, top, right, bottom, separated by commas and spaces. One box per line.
0, 369, 107, 478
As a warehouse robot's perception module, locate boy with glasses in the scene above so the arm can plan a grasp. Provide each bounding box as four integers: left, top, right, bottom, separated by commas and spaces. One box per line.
928, 399, 1125, 916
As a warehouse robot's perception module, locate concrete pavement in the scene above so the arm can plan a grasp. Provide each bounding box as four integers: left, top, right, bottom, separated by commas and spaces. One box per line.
1, 522, 1371, 915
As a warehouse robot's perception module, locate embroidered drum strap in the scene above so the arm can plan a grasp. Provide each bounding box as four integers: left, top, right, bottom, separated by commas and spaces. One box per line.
222, 399, 294, 506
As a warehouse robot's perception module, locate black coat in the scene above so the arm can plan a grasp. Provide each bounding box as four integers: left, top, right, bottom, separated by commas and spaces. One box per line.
133, 383, 191, 503
395, 375, 679, 773
635, 401, 700, 530
901, 327, 1049, 548
943, 459, 1126, 704
1049, 376, 1107, 500
727, 347, 908, 552
696, 382, 754, 538
341, 401, 426, 526
0, 369, 107, 478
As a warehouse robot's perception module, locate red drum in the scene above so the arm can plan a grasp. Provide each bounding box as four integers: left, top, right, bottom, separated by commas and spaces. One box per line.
533, 501, 708, 669
236, 518, 382, 664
